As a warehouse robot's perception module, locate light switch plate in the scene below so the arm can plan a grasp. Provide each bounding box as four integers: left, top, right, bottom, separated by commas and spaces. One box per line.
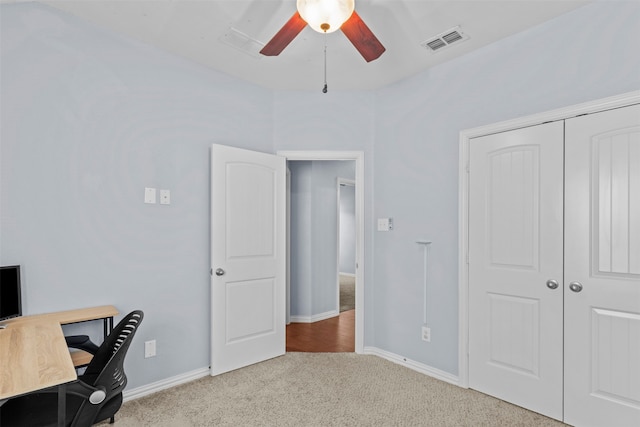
377, 218, 390, 231
144, 187, 156, 204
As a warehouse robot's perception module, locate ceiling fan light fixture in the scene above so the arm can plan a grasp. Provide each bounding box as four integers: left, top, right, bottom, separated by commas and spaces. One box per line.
297, 0, 355, 34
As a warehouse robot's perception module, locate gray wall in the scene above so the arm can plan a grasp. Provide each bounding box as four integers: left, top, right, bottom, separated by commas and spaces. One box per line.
289, 161, 355, 318
273, 1, 640, 375
371, 1, 640, 374
1, 1, 639, 393
0, 2, 274, 389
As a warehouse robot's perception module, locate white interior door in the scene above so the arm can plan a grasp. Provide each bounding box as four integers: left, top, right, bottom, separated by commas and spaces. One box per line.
210, 144, 286, 376
468, 121, 565, 420
564, 104, 640, 427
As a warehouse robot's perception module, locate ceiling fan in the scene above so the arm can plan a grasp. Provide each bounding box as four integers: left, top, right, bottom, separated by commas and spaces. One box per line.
260, 0, 386, 62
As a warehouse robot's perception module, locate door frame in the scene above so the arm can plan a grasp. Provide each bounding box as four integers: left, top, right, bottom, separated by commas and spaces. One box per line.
457, 90, 640, 388
278, 150, 365, 354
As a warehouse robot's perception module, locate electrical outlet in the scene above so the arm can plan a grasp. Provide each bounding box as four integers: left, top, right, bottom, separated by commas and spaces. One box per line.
144, 340, 156, 358
421, 326, 431, 342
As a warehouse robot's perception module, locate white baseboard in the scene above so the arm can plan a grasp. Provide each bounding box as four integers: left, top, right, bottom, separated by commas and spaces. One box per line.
364, 346, 460, 386
123, 367, 210, 402
123, 349, 459, 402
290, 309, 339, 323
339, 272, 356, 278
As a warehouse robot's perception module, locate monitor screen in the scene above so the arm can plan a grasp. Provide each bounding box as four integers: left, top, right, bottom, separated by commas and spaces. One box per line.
0, 265, 22, 321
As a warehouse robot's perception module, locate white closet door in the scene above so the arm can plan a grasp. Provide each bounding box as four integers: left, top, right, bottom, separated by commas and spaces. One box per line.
564, 104, 640, 427
468, 121, 564, 420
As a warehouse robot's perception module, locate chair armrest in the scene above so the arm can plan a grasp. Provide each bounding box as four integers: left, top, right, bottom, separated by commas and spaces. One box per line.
65, 335, 99, 354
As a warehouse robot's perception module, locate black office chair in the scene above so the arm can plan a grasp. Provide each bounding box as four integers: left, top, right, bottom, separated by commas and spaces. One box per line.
0, 310, 143, 427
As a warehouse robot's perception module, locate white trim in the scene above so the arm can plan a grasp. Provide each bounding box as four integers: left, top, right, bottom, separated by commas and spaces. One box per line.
286, 168, 291, 325
123, 350, 457, 403
364, 347, 459, 386
460, 90, 640, 141
290, 309, 339, 323
458, 90, 640, 388
278, 150, 365, 354
123, 367, 210, 402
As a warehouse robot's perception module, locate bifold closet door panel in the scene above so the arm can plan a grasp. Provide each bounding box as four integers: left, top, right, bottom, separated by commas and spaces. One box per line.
468, 121, 564, 421
564, 104, 640, 427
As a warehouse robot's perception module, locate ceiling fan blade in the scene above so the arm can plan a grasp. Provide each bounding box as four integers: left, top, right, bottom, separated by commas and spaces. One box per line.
260, 11, 307, 56
340, 11, 385, 62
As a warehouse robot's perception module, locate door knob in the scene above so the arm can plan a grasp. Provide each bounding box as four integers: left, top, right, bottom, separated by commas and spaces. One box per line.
569, 281, 583, 293
215, 268, 225, 277
546, 279, 559, 290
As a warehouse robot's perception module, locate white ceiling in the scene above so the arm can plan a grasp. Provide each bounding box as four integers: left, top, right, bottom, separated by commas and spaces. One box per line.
14, 0, 591, 91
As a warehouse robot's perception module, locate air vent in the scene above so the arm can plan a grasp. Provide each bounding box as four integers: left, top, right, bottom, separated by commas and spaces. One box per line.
442, 30, 463, 44
426, 39, 446, 51
420, 26, 469, 53
220, 27, 264, 58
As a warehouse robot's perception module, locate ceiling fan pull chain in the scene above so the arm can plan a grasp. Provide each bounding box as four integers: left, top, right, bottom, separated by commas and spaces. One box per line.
323, 32, 328, 93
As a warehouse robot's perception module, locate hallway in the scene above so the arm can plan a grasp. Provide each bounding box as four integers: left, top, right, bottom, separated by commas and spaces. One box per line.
286, 309, 355, 352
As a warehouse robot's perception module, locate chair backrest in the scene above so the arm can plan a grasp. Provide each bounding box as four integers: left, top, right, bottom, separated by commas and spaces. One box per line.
67, 310, 143, 426
81, 310, 144, 394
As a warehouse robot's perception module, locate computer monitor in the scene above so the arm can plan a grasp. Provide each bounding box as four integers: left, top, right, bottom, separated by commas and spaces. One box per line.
0, 265, 22, 322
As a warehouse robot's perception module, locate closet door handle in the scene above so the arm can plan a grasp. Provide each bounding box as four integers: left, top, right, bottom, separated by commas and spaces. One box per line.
215, 268, 226, 277
546, 279, 559, 290
569, 281, 583, 293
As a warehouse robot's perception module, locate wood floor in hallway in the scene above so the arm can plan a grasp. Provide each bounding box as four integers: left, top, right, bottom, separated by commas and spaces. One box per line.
286, 309, 355, 352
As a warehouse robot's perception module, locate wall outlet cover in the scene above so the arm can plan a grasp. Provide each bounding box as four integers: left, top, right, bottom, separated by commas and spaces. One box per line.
160, 189, 171, 205
144, 340, 156, 358
421, 326, 431, 342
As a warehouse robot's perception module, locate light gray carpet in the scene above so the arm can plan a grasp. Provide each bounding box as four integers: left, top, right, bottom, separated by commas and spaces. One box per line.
339, 274, 355, 312
101, 353, 567, 427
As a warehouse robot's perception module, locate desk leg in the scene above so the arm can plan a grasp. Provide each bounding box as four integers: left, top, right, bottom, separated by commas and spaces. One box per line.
103, 317, 114, 338
58, 384, 66, 427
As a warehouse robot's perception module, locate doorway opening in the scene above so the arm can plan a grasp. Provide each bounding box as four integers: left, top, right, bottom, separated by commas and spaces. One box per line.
338, 178, 356, 314
278, 151, 364, 353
